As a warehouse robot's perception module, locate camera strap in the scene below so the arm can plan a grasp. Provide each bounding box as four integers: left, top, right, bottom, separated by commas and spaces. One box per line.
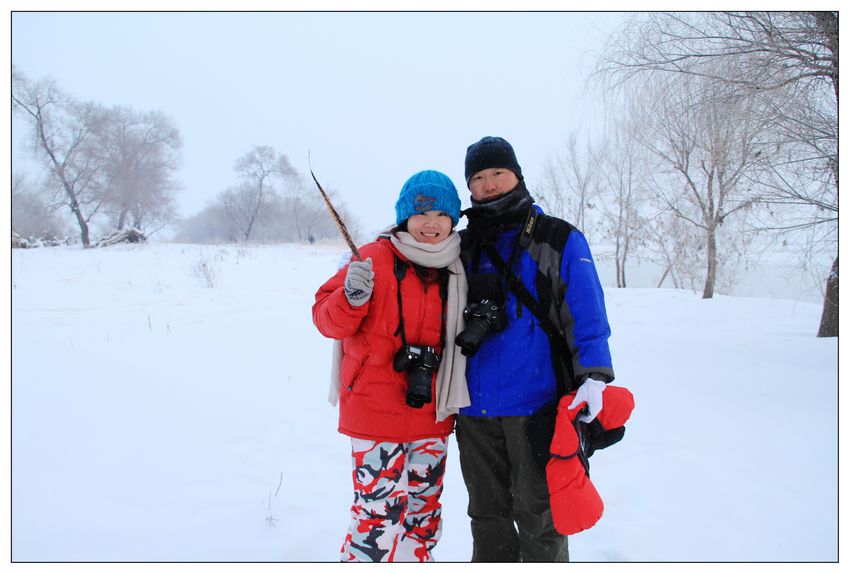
460, 208, 577, 396
393, 255, 410, 348
481, 241, 573, 398
392, 253, 448, 352
482, 244, 553, 336
480, 207, 537, 316
466, 208, 536, 309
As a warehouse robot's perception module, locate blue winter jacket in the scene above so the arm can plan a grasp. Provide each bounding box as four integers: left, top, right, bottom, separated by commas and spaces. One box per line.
460, 205, 614, 417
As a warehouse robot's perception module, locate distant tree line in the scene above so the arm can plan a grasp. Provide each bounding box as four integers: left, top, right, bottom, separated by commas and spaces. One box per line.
535, 12, 837, 336
11, 171, 68, 245
12, 68, 355, 249
173, 145, 359, 245
12, 67, 182, 247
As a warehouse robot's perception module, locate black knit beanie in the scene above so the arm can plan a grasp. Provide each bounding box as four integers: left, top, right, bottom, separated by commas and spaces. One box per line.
464, 136, 523, 185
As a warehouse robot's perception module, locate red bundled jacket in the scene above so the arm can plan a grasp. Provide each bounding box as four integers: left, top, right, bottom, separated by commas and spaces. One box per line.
547, 385, 634, 535
313, 239, 454, 443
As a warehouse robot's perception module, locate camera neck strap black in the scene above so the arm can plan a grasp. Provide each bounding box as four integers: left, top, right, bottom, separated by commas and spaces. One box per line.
392, 253, 447, 351
481, 243, 555, 338
468, 207, 536, 298
479, 211, 573, 397
393, 255, 410, 348
478, 207, 537, 312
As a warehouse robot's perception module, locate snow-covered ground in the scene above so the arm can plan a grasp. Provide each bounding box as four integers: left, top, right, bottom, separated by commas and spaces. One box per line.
10, 241, 838, 562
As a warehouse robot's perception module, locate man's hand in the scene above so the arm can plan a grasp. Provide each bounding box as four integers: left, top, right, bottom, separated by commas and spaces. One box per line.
569, 378, 606, 423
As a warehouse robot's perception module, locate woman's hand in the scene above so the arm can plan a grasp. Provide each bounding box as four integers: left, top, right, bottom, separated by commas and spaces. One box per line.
344, 257, 374, 306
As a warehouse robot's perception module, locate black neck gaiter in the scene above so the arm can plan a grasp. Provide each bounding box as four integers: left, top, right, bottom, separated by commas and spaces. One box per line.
464, 180, 534, 243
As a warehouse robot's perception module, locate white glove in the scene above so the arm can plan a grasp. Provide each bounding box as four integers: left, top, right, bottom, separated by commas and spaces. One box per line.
569, 378, 606, 423
343, 257, 374, 306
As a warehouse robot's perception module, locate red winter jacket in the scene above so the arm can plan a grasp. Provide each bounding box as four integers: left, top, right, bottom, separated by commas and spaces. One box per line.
313, 238, 454, 442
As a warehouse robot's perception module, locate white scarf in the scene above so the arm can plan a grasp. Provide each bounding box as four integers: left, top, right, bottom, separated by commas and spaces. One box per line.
328, 229, 470, 422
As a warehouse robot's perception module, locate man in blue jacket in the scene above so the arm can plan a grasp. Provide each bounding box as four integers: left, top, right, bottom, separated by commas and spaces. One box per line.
455, 136, 615, 562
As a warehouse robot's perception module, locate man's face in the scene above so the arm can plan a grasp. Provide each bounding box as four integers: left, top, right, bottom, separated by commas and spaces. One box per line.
468, 168, 519, 202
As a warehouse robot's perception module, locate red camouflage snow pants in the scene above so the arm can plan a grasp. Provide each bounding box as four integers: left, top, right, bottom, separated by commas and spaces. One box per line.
340, 437, 448, 562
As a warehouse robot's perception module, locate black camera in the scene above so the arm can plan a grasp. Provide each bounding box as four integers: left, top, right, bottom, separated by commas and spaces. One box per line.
456, 299, 508, 357
393, 344, 440, 408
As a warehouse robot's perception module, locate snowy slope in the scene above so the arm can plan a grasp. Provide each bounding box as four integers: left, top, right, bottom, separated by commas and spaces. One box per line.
10, 242, 838, 562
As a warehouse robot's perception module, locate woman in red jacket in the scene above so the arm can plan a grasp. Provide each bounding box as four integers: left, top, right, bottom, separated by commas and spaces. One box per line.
313, 170, 468, 562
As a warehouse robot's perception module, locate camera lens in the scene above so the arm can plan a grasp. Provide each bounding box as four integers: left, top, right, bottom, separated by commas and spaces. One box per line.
456, 319, 492, 357
405, 365, 432, 408
455, 299, 507, 357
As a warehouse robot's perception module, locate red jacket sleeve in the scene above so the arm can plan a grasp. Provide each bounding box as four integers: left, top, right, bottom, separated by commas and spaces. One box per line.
312, 261, 370, 339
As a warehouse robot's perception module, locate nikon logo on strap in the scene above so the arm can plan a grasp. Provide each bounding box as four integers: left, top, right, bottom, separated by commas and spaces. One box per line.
519, 208, 538, 248
523, 212, 536, 236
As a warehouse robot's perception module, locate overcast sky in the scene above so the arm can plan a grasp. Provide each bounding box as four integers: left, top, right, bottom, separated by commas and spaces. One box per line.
11, 10, 630, 236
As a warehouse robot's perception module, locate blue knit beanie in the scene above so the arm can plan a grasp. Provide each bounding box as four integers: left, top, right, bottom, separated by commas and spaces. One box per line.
395, 170, 461, 226
464, 136, 523, 185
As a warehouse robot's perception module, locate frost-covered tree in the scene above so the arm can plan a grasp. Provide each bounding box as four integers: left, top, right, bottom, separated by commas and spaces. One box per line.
175, 145, 358, 245
102, 106, 182, 235
11, 171, 69, 241
13, 68, 110, 247
595, 11, 838, 331
234, 146, 296, 242
595, 119, 652, 289
630, 69, 766, 298
537, 133, 604, 235
12, 68, 184, 246
174, 174, 358, 245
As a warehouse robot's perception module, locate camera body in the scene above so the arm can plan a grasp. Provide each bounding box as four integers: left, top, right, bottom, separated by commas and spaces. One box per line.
393, 344, 441, 408
456, 299, 508, 356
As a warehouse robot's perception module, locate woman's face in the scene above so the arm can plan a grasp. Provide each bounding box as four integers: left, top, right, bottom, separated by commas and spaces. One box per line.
406, 210, 454, 244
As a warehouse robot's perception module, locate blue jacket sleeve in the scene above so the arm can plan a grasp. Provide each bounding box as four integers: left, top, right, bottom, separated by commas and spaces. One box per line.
561, 230, 615, 382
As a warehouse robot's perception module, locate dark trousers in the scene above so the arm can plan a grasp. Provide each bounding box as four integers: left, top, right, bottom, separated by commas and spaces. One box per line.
456, 414, 568, 562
